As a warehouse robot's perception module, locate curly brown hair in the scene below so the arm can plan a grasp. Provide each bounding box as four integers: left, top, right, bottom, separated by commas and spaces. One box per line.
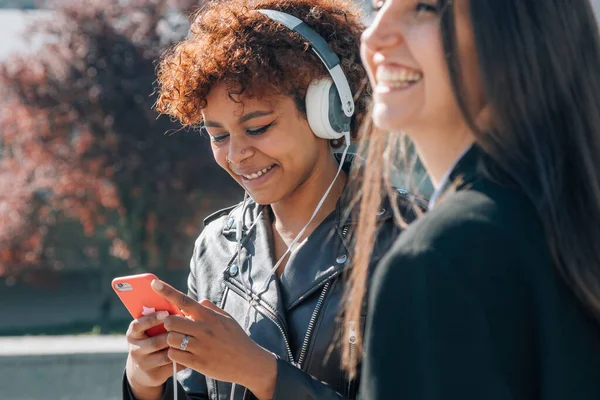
155, 0, 369, 138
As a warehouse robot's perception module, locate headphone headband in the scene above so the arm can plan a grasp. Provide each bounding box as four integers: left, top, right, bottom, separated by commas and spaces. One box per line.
256, 9, 355, 118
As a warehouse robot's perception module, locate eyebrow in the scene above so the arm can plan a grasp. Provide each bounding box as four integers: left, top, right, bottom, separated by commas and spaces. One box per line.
204, 110, 274, 128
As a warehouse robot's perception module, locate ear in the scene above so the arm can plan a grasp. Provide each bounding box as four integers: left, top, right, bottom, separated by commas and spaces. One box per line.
475, 103, 493, 132
329, 138, 344, 149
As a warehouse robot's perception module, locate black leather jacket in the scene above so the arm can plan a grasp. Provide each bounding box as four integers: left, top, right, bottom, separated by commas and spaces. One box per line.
123, 159, 419, 400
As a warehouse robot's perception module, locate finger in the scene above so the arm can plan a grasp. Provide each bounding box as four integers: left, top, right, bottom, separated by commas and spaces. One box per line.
148, 363, 181, 385
147, 359, 187, 382
151, 279, 207, 321
198, 299, 230, 318
167, 347, 197, 369
129, 333, 169, 356
127, 311, 170, 340
163, 315, 209, 337
141, 348, 172, 369
166, 331, 197, 354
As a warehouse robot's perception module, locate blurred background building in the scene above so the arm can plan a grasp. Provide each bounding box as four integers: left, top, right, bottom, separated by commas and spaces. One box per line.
0, 0, 241, 398
0, 0, 243, 338
0, 1, 383, 398
0, 0, 385, 340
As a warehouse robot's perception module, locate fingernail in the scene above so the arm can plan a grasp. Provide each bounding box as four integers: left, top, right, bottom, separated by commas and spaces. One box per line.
151, 279, 163, 290
157, 311, 169, 321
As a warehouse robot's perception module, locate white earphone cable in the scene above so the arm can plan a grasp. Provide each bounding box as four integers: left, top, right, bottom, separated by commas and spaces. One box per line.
173, 361, 178, 400
229, 133, 350, 400
255, 135, 350, 296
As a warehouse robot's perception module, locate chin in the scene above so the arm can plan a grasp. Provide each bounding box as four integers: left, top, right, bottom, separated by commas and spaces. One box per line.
249, 196, 274, 206
372, 105, 412, 133
244, 191, 281, 206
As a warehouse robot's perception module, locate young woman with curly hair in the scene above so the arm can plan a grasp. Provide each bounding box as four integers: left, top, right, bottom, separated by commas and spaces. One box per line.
121, 1, 417, 399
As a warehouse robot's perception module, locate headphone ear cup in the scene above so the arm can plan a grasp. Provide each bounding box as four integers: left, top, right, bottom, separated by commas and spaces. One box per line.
306, 78, 350, 140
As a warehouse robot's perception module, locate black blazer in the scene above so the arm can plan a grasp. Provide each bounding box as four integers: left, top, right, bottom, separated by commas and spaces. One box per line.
361, 146, 600, 400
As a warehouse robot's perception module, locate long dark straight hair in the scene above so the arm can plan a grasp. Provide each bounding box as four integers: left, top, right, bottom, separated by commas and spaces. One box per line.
343, 0, 600, 376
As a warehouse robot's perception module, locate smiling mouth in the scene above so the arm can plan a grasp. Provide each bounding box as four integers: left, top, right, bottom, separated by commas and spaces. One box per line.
241, 165, 275, 181
376, 65, 423, 89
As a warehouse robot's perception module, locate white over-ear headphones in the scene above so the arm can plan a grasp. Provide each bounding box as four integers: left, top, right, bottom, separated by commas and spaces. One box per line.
306, 78, 348, 140
256, 9, 355, 142
228, 12, 356, 400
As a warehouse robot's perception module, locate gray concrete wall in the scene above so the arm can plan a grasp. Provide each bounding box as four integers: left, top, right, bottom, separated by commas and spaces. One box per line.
0, 336, 128, 400
0, 353, 127, 400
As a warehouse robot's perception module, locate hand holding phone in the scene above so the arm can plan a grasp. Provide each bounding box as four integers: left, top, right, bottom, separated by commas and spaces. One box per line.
112, 273, 183, 336
113, 273, 186, 399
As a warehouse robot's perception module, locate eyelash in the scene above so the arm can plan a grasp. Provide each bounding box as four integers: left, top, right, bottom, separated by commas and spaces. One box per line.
371, 1, 438, 13
415, 3, 438, 13
209, 121, 275, 143
248, 122, 274, 136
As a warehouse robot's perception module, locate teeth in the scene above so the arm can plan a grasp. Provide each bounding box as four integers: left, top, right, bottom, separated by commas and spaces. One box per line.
377, 66, 422, 87
243, 165, 274, 180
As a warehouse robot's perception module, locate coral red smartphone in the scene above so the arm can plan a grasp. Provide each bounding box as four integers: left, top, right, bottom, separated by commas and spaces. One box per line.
112, 273, 183, 337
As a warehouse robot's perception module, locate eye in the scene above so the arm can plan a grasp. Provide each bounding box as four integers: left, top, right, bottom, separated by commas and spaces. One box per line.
415, 2, 438, 14
200, 123, 228, 143
209, 133, 229, 143
246, 120, 276, 136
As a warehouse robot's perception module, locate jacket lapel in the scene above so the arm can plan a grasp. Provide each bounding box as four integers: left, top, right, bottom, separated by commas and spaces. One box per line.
278, 186, 396, 311
278, 211, 349, 311
222, 153, 399, 316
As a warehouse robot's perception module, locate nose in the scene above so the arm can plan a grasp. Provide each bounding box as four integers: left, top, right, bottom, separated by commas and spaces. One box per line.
226, 135, 254, 165
361, 6, 402, 52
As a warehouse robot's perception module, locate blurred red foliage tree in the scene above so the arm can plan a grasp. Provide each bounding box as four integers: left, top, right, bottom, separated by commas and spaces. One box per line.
0, 0, 241, 279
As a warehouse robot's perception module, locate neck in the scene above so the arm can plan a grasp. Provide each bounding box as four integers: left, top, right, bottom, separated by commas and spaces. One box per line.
271, 154, 347, 244
412, 127, 475, 189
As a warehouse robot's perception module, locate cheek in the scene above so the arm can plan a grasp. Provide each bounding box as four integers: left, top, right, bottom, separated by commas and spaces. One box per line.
269, 123, 313, 154
412, 29, 447, 85
414, 32, 460, 114
250, 137, 279, 160
269, 127, 321, 177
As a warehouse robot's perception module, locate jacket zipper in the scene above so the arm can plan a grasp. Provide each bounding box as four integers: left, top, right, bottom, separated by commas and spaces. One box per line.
340, 224, 357, 395
227, 225, 349, 370
227, 273, 334, 369
295, 224, 349, 368
342, 225, 350, 240
226, 279, 297, 365
296, 281, 332, 368
254, 298, 297, 365
347, 320, 358, 396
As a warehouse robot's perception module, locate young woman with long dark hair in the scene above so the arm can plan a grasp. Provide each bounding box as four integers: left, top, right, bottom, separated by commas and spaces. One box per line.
344, 0, 600, 398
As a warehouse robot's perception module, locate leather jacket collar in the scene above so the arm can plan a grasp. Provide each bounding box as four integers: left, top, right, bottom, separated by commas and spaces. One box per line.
208, 154, 402, 320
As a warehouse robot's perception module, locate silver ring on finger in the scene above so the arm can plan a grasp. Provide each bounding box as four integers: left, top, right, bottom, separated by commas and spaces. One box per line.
179, 335, 190, 351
